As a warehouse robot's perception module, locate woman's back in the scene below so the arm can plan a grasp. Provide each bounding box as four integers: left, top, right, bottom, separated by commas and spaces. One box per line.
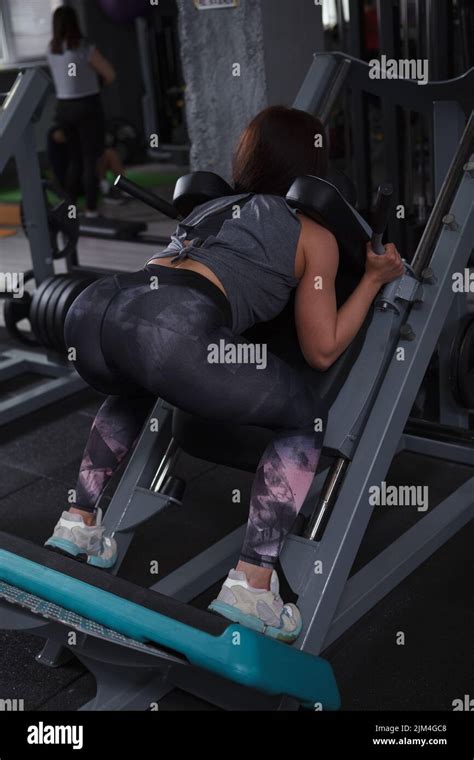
154, 194, 303, 335
47, 40, 100, 99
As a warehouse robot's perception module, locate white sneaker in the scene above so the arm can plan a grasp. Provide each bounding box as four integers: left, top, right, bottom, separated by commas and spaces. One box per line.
209, 569, 302, 643
45, 508, 117, 569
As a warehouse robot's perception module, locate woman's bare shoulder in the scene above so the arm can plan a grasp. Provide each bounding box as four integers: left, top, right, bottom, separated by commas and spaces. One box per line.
297, 213, 337, 244
297, 214, 339, 269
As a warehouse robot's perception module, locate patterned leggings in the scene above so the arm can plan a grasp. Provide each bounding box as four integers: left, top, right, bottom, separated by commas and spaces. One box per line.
64, 265, 328, 569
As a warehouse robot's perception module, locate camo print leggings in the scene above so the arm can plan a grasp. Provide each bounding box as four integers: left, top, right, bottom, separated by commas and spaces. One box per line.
64, 264, 328, 568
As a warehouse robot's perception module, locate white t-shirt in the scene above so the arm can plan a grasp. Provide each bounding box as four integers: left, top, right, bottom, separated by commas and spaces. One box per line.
47, 40, 100, 99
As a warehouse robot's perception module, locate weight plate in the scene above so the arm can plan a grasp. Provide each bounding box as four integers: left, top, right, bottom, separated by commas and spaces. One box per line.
43, 277, 75, 352
45, 276, 77, 353
31, 276, 68, 349
50, 278, 78, 353
36, 277, 68, 350
30, 277, 56, 347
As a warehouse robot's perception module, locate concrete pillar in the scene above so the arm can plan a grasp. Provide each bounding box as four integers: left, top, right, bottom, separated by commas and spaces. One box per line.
177, 0, 323, 181
176, 0, 267, 181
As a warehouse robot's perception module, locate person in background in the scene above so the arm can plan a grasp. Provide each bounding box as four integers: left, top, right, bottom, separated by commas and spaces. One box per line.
46, 6, 116, 217
48, 126, 127, 205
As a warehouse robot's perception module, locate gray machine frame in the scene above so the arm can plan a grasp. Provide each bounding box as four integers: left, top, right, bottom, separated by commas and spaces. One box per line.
0, 68, 87, 426
0, 54, 473, 710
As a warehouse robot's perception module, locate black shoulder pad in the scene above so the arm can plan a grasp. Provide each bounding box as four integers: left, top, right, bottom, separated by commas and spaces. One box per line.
286, 175, 371, 269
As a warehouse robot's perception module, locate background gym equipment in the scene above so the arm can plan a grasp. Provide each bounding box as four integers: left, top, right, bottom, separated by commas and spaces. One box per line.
84, 0, 189, 164
0, 68, 86, 427
0, 67, 182, 427
2, 270, 38, 348
45, 124, 172, 248
323, 0, 474, 255
21, 181, 79, 263
1, 50, 472, 710
115, 174, 181, 220
134, 7, 189, 163
105, 117, 142, 165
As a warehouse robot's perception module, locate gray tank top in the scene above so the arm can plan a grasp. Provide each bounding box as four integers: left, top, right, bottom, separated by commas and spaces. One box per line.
150, 194, 302, 334
47, 40, 100, 99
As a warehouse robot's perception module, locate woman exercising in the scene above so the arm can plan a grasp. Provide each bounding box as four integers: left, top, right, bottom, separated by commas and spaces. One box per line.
47, 7, 116, 217
46, 106, 403, 642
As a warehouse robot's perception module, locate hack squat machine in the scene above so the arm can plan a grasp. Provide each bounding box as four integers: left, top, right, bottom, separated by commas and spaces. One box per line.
0, 53, 472, 710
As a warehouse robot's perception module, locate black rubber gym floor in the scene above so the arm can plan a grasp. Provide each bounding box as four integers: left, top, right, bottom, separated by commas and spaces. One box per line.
0, 328, 473, 711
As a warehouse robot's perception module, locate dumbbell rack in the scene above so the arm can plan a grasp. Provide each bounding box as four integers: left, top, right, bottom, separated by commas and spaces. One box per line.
0, 69, 87, 426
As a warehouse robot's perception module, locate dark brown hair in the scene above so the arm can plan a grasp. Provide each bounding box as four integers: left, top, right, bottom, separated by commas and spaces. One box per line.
232, 106, 328, 197
50, 7, 82, 54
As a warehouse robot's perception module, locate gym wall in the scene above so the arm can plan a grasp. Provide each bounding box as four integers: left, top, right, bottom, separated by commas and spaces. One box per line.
176, 0, 324, 181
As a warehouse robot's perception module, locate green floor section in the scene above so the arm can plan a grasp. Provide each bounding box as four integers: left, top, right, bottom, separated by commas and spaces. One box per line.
0, 169, 182, 204
0, 189, 23, 203
120, 169, 182, 188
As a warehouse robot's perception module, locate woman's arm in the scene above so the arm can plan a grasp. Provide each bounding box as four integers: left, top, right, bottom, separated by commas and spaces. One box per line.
89, 47, 116, 85
295, 216, 404, 371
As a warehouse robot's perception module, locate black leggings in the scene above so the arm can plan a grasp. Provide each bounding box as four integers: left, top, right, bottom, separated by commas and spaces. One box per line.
64, 265, 328, 569
55, 94, 105, 211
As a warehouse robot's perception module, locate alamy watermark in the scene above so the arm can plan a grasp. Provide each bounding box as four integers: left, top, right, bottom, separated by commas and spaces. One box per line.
452, 268, 474, 293
452, 694, 474, 710
369, 481, 429, 512
207, 339, 267, 370
27, 722, 83, 750
0, 698, 24, 711
0, 271, 24, 299
369, 55, 429, 85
